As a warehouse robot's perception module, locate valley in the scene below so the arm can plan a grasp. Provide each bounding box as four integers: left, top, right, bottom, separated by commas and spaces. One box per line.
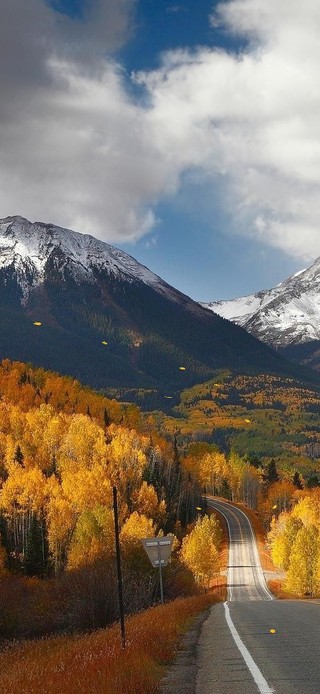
1, 217, 320, 692
147, 372, 320, 481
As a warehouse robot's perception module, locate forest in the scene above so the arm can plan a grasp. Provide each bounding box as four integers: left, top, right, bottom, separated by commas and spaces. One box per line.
1, 358, 320, 642
0, 359, 217, 637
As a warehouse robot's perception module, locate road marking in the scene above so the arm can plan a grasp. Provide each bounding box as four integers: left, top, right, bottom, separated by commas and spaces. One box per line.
215, 506, 234, 601
208, 499, 274, 601
230, 504, 274, 601
224, 602, 275, 694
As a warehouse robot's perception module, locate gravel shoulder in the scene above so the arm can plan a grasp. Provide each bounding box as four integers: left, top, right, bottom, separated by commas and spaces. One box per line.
159, 608, 212, 694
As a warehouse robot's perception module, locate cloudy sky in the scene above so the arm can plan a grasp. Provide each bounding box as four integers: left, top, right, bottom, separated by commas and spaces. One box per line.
1, 0, 319, 300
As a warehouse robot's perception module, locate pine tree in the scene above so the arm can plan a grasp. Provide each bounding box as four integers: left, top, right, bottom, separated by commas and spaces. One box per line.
14, 445, 24, 467
265, 459, 279, 483
293, 471, 303, 489
25, 515, 48, 577
104, 407, 111, 427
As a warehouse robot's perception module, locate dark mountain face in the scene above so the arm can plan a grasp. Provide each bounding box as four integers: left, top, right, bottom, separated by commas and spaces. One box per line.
0, 216, 308, 399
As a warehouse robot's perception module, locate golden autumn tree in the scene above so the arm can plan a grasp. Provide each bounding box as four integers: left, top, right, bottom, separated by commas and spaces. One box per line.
132, 481, 166, 527
45, 476, 76, 575
0, 465, 47, 559
260, 478, 297, 524
120, 511, 158, 576
268, 513, 303, 570
199, 451, 227, 495
180, 514, 221, 588
120, 511, 155, 544
286, 525, 320, 596
67, 506, 114, 571
105, 426, 148, 511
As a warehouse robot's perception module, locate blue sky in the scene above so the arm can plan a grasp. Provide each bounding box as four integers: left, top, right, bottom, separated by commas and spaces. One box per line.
1, 0, 318, 300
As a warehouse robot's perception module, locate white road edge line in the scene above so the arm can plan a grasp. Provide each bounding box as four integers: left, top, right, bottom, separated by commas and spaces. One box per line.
224, 602, 275, 694
233, 505, 274, 601
208, 499, 274, 601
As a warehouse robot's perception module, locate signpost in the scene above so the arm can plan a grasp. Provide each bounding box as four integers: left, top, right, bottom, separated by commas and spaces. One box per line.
141, 536, 173, 603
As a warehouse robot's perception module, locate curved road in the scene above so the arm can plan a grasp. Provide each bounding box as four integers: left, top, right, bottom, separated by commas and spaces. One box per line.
162, 499, 320, 693
194, 499, 320, 693
207, 499, 273, 601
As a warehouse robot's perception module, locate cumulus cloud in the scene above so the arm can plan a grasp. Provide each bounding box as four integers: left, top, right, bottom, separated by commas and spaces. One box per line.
135, 0, 320, 260
1, 0, 320, 258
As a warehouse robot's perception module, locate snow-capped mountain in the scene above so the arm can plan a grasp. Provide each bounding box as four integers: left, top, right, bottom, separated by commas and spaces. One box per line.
0, 216, 304, 395
0, 215, 188, 308
202, 260, 320, 348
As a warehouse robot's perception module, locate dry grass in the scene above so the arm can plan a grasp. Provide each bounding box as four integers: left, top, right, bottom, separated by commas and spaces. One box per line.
0, 594, 218, 694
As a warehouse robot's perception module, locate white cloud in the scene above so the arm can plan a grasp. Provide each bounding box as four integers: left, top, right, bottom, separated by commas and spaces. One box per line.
1, 0, 320, 260
135, 0, 320, 260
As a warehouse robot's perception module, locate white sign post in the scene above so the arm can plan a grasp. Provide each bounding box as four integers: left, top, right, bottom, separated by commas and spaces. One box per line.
141, 536, 173, 604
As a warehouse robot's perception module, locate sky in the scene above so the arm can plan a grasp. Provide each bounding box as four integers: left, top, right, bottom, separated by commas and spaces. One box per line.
1, 1, 320, 300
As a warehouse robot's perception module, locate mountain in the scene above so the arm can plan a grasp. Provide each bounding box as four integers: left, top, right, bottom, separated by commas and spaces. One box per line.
203, 258, 320, 371
0, 216, 306, 399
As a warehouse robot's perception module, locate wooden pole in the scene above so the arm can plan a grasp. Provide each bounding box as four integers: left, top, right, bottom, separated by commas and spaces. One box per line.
113, 486, 126, 649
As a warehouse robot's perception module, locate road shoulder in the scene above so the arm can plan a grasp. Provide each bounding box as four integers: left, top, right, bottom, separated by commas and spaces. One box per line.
159, 607, 211, 694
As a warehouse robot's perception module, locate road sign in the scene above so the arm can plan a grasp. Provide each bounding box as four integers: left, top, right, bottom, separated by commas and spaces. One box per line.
141, 536, 174, 603
141, 536, 173, 567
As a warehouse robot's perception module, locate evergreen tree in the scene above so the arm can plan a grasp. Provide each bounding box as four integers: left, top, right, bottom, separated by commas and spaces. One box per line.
220, 478, 232, 500
265, 459, 279, 483
14, 445, 24, 467
25, 515, 48, 577
104, 407, 111, 427
293, 471, 303, 489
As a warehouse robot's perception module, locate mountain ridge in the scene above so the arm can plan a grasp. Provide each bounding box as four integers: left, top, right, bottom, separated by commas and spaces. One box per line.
0, 215, 311, 399
202, 258, 320, 348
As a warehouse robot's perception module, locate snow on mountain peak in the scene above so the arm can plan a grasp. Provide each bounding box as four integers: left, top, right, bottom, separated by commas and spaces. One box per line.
202, 256, 320, 348
0, 215, 169, 301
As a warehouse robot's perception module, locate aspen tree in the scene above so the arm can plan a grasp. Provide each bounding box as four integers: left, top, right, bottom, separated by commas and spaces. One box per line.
180, 515, 221, 588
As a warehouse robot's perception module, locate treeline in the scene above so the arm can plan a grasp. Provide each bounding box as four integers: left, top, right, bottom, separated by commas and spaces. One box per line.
268, 488, 320, 596
0, 360, 201, 574
183, 443, 262, 509
0, 360, 204, 637
186, 437, 320, 599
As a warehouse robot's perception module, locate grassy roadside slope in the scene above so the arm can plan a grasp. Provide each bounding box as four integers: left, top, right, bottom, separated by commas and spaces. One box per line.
0, 594, 221, 694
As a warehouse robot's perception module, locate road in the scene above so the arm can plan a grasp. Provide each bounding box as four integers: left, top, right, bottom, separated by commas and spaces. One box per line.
195, 499, 320, 693
162, 499, 320, 694
207, 499, 274, 602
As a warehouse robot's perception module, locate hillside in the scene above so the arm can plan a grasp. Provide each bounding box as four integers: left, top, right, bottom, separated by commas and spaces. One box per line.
149, 372, 320, 479
0, 359, 203, 634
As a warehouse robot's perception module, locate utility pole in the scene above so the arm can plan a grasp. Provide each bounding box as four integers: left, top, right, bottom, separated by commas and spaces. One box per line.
113, 486, 126, 649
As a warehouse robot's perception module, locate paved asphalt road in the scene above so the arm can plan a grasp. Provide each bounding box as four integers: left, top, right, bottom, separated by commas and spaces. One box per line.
162, 499, 320, 693
208, 499, 274, 602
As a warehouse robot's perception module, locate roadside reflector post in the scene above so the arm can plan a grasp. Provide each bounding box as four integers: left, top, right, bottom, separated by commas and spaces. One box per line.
141, 536, 173, 604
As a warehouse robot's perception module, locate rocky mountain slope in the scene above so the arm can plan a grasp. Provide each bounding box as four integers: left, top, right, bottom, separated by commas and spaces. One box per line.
203, 258, 320, 372
0, 216, 305, 398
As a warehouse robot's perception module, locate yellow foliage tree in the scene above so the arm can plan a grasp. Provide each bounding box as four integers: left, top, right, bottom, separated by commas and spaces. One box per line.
62, 466, 112, 513
199, 452, 227, 494
106, 426, 148, 509
45, 477, 76, 574
180, 514, 221, 588
286, 525, 320, 596
67, 506, 114, 571
120, 512, 155, 543
132, 481, 166, 526
268, 513, 303, 570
